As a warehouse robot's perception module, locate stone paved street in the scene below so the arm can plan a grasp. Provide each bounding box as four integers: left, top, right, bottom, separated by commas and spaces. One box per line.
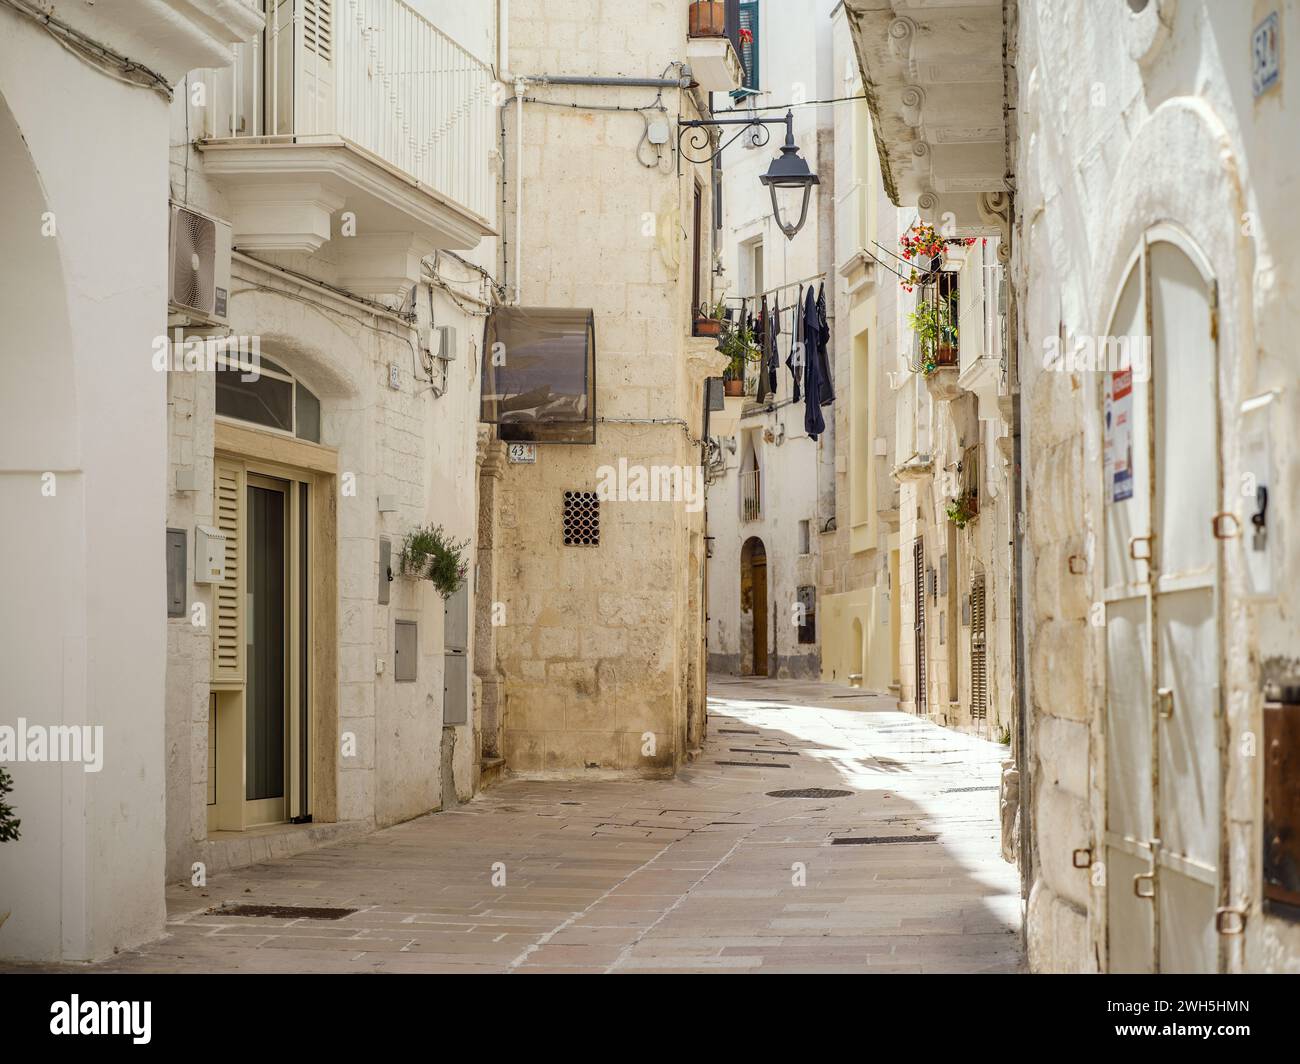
55, 679, 1022, 974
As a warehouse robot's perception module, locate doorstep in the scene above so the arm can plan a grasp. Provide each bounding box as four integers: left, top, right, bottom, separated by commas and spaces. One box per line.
198, 819, 375, 876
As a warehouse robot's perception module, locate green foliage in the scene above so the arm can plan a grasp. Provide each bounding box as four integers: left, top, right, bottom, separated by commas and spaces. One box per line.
945, 492, 978, 529
399, 524, 468, 599
995, 722, 1012, 747
908, 294, 958, 372
0, 766, 20, 843
718, 318, 760, 380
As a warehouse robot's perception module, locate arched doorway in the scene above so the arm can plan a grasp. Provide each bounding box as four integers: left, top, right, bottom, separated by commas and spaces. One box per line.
1102, 229, 1222, 975
740, 536, 768, 676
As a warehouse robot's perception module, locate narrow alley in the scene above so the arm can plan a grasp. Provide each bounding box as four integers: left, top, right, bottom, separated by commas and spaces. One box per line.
67, 680, 1019, 975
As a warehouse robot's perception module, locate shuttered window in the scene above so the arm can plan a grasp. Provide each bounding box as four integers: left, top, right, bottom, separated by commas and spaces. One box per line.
213, 459, 246, 682
302, 0, 333, 60
970, 573, 987, 720
739, 2, 759, 89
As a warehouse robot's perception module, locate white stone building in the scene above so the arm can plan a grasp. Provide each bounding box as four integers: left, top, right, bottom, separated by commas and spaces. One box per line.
0, 0, 261, 963
0, 0, 499, 962
843, 0, 1300, 973
706, 0, 839, 680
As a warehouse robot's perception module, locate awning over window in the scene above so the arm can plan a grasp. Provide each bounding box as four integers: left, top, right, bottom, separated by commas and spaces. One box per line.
481, 307, 596, 444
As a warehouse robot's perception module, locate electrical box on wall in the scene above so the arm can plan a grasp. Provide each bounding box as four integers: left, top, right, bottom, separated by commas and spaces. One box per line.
436, 324, 458, 361
1240, 390, 1281, 599
194, 525, 226, 584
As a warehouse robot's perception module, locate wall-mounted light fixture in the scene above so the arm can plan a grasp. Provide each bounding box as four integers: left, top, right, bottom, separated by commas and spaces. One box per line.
678, 109, 818, 239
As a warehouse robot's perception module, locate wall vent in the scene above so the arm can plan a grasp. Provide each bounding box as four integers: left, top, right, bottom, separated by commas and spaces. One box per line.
562, 490, 600, 546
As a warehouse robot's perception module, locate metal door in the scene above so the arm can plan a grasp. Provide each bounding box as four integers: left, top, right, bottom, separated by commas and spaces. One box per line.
1103, 232, 1221, 973
1149, 236, 1220, 973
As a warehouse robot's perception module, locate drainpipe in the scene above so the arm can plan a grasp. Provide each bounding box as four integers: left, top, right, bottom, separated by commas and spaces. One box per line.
522, 74, 691, 89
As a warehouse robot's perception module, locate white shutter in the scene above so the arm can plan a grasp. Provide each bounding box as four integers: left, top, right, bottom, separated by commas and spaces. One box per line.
295, 0, 336, 135
213, 458, 246, 683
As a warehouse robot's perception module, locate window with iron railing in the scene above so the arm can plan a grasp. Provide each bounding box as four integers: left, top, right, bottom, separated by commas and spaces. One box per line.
741, 467, 762, 522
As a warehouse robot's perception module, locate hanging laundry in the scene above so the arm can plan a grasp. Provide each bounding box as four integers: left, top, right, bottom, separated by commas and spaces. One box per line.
756, 295, 771, 403
802, 286, 826, 440
816, 282, 835, 406
767, 296, 780, 397
784, 294, 802, 402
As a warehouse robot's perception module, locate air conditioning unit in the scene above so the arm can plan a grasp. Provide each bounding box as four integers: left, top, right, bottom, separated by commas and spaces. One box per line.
169, 203, 231, 329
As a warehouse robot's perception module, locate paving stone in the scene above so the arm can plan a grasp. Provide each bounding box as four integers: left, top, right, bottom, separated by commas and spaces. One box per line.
25, 678, 1021, 975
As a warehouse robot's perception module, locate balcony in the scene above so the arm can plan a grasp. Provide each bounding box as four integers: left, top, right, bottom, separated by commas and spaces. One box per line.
843, 0, 1007, 234
741, 467, 762, 522
196, 0, 495, 296
687, 1, 746, 93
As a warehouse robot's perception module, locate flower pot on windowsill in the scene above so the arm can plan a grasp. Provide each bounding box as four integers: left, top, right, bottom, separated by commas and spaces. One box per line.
688, 0, 727, 37
694, 317, 723, 338
724, 377, 745, 397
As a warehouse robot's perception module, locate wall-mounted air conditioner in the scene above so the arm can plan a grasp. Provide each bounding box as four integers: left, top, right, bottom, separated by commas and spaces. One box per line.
169, 203, 232, 329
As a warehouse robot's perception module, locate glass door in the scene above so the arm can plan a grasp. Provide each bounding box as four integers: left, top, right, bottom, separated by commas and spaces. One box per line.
246, 474, 289, 826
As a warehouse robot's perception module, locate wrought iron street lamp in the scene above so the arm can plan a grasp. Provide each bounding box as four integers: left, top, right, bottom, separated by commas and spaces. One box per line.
678, 109, 819, 240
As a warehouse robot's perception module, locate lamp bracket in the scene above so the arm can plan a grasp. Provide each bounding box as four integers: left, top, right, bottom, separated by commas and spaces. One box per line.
677, 109, 795, 166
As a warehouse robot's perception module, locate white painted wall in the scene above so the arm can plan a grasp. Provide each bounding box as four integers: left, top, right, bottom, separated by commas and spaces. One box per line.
1014, 0, 1300, 972
707, 0, 838, 679
0, 0, 257, 963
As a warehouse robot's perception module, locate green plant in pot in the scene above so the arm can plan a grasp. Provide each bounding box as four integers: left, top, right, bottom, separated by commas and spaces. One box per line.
909, 297, 958, 374
718, 316, 759, 396
398, 524, 469, 599
946, 491, 978, 528
694, 296, 727, 338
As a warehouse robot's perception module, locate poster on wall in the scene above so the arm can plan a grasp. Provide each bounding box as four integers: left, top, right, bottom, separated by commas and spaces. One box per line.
1104, 368, 1134, 503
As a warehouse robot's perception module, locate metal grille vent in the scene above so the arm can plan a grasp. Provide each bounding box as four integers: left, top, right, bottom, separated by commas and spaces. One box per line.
767, 788, 853, 799
832, 834, 938, 846
562, 490, 599, 546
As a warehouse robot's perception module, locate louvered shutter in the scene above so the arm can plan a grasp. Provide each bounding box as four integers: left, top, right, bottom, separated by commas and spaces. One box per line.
295, 0, 336, 135
739, 2, 759, 89
213, 458, 246, 683
970, 574, 987, 720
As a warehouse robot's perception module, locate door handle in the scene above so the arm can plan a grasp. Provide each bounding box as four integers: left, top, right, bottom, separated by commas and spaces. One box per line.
1133, 871, 1155, 899
1128, 535, 1153, 562
1156, 687, 1174, 719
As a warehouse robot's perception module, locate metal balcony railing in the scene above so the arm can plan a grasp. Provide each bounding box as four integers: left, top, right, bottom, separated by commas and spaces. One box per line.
209, 0, 493, 221
741, 467, 762, 522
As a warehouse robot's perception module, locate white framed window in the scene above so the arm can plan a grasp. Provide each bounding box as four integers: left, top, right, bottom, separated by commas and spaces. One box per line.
215, 356, 321, 443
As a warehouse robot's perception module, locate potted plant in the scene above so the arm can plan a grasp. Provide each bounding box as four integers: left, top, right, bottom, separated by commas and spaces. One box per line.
688, 0, 727, 37
718, 316, 759, 396
909, 294, 958, 373
909, 298, 942, 374
693, 296, 726, 338
398, 524, 469, 599
946, 491, 979, 528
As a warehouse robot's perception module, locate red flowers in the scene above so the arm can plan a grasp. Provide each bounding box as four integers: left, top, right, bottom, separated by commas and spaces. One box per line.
739, 27, 753, 44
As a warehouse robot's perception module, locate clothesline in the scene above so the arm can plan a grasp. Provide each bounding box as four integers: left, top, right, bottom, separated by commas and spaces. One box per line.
722, 271, 828, 304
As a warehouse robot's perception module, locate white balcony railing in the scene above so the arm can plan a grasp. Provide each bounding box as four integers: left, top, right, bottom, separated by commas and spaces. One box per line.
741, 468, 762, 522
206, 0, 494, 221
